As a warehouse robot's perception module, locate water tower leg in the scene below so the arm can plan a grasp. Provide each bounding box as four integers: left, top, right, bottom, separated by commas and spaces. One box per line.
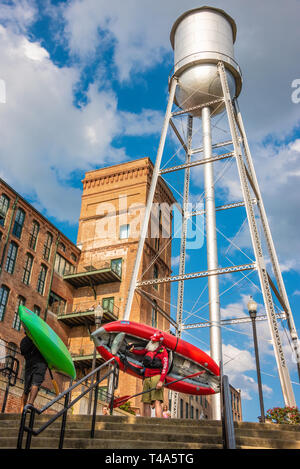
202, 106, 222, 420
122, 77, 178, 321
218, 61, 296, 407
171, 115, 193, 419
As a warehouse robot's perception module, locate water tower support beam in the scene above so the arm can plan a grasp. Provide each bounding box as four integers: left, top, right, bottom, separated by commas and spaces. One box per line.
123, 77, 178, 321
218, 61, 296, 406
202, 105, 222, 420
171, 115, 193, 418
234, 101, 300, 382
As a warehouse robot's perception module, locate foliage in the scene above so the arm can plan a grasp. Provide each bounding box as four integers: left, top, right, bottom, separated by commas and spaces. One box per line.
119, 400, 136, 415
265, 406, 300, 425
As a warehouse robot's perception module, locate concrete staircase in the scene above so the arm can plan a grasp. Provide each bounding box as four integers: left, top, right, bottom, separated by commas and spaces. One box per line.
234, 421, 300, 449
1, 413, 300, 449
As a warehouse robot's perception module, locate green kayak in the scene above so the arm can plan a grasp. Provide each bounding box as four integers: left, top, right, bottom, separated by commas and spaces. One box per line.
18, 305, 76, 379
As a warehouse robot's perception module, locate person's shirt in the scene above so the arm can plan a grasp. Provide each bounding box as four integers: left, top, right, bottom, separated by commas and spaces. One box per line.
132, 346, 169, 382
20, 335, 47, 366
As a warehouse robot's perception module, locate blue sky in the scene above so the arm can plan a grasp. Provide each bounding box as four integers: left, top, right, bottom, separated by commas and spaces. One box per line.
0, 0, 300, 422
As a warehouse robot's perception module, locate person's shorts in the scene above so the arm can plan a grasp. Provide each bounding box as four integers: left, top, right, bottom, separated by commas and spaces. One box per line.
24, 362, 47, 395
142, 375, 164, 404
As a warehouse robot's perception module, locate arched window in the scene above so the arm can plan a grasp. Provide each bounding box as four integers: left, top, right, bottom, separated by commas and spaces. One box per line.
70, 253, 77, 262
5, 342, 18, 374
33, 305, 41, 316
22, 253, 33, 285
58, 242, 66, 253
43, 232, 53, 261
0, 285, 10, 321
151, 300, 158, 328
0, 194, 10, 226
28, 220, 40, 250
12, 208, 25, 239
5, 241, 18, 274
12, 296, 26, 331
37, 264, 47, 295
153, 264, 159, 290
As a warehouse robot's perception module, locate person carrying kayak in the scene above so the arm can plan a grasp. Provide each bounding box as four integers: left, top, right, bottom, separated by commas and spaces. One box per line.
129, 331, 169, 418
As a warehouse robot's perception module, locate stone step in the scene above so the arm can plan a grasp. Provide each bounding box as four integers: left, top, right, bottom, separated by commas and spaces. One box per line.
235, 428, 300, 441
1, 427, 223, 444
2, 413, 300, 450
0, 420, 223, 435
1, 436, 223, 450
235, 435, 300, 450
235, 422, 300, 433
0, 413, 220, 427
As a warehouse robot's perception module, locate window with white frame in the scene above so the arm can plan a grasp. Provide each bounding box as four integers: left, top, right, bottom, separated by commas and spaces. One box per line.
119, 224, 130, 240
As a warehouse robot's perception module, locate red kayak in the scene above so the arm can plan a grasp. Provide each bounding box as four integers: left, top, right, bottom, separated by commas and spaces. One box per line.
92, 320, 220, 395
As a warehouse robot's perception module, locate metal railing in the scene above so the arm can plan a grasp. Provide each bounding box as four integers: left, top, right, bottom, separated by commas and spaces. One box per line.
64, 260, 122, 278
0, 355, 20, 413
64, 299, 119, 318
220, 366, 236, 449
16, 355, 236, 449
17, 357, 119, 449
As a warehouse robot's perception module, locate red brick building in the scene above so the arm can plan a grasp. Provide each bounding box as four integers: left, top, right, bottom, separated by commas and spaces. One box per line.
0, 177, 80, 402
0, 159, 242, 420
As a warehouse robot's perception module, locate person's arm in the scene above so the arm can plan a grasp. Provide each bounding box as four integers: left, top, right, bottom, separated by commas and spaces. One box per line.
157, 348, 169, 387
20, 337, 34, 357
129, 345, 146, 356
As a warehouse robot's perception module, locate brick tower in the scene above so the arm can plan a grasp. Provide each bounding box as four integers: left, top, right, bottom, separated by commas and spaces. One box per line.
64, 157, 175, 410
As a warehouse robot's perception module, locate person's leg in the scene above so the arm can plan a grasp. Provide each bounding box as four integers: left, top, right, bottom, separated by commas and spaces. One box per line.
28, 362, 47, 407
28, 385, 39, 406
20, 392, 29, 413
21, 364, 31, 412
141, 377, 152, 416
143, 403, 151, 417
150, 375, 163, 417
154, 400, 163, 418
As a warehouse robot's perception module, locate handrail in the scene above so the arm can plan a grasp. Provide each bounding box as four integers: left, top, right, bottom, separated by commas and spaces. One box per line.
17, 357, 119, 449
0, 355, 20, 413
220, 365, 236, 449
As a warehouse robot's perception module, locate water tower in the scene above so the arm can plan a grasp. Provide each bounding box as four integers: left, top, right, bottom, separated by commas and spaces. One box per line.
123, 6, 299, 419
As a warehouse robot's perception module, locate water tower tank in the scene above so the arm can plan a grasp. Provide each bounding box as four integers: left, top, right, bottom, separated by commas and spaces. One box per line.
170, 6, 242, 116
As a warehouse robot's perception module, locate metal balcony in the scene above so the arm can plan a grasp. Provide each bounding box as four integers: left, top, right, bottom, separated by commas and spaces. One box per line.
57, 300, 119, 327
71, 350, 105, 370
63, 261, 121, 288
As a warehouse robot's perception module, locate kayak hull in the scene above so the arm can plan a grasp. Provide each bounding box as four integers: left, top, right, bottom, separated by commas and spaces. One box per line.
92, 320, 220, 395
19, 305, 76, 379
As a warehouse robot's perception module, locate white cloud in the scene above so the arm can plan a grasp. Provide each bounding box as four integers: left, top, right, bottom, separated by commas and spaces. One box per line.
1, 0, 300, 231
221, 294, 251, 319
120, 109, 164, 137
62, 0, 174, 82
22, 38, 49, 61
0, 19, 163, 223
215, 139, 300, 271
61, 0, 300, 137
0, 0, 37, 32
